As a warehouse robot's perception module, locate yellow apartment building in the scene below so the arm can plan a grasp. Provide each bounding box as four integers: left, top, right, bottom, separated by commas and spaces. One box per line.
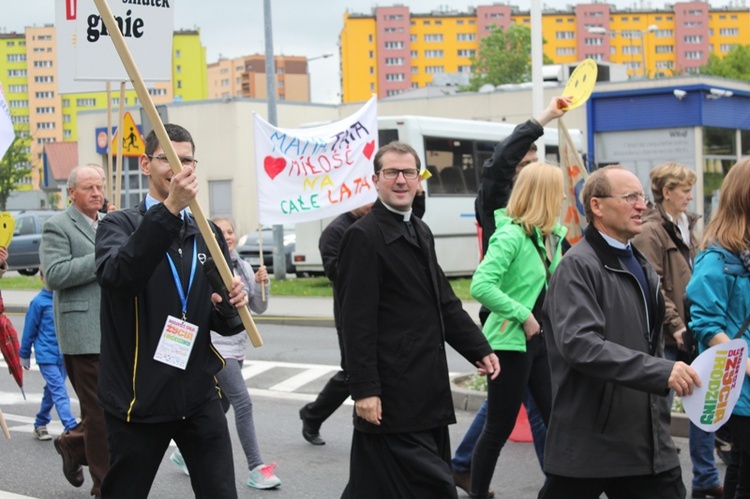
341, 2, 750, 103
0, 27, 206, 189
207, 54, 310, 102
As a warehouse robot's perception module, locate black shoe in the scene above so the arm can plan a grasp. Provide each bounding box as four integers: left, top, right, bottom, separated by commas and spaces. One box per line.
299, 408, 325, 446
54, 436, 84, 487
692, 485, 723, 499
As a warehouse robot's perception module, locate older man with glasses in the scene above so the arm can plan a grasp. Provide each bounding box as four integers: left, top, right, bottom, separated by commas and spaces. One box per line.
539, 165, 700, 499
337, 141, 499, 498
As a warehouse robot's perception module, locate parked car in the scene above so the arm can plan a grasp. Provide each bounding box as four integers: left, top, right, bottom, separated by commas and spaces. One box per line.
6, 210, 58, 276
236, 225, 296, 275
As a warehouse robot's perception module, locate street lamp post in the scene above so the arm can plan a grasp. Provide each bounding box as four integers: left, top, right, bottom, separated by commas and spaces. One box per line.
306, 53, 333, 103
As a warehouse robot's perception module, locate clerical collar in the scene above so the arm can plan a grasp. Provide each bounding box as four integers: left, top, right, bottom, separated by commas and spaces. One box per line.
145, 194, 190, 219
598, 231, 631, 251
381, 201, 413, 221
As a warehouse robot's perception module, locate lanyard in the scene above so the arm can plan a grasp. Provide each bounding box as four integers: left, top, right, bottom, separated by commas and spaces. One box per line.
166, 239, 197, 320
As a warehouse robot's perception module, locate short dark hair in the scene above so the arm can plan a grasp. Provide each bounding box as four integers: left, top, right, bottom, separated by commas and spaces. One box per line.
144, 123, 195, 155
373, 141, 421, 174
529, 143, 538, 152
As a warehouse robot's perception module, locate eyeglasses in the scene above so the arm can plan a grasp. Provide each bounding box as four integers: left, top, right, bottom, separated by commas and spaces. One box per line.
379, 168, 419, 180
596, 193, 649, 205
147, 154, 198, 167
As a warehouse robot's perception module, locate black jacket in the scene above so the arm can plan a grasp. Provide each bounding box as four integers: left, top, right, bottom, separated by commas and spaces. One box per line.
338, 200, 492, 433
95, 202, 241, 423
475, 118, 544, 255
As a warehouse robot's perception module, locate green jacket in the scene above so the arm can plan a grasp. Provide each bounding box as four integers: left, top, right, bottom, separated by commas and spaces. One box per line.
470, 209, 566, 352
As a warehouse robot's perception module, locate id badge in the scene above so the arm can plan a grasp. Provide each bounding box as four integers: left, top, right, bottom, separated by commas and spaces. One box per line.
153, 315, 198, 370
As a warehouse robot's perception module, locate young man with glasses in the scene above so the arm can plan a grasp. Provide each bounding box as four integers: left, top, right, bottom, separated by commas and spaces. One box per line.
94, 124, 248, 498
337, 141, 499, 498
539, 165, 700, 499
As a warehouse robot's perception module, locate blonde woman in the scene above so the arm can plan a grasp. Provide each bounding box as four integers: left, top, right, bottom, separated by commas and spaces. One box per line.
469, 162, 566, 498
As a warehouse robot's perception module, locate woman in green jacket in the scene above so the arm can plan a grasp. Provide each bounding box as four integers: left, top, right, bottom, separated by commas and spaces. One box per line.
469, 162, 567, 499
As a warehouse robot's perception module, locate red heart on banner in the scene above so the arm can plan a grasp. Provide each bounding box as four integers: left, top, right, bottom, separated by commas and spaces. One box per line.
264, 156, 286, 180
363, 140, 376, 160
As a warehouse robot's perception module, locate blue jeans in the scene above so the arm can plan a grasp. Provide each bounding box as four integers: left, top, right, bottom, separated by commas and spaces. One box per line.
452, 390, 546, 473
36, 361, 77, 432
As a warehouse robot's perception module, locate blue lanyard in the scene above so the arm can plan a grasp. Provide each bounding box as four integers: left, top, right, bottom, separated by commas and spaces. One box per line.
166, 239, 197, 320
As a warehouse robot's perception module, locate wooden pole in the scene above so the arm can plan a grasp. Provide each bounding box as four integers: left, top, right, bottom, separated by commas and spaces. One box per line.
115, 82, 125, 210
0, 408, 10, 439
92, 0, 262, 347
257, 224, 266, 302
106, 82, 113, 202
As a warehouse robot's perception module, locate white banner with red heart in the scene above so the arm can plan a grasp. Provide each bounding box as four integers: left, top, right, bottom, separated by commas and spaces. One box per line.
253, 96, 378, 225
0, 82, 15, 161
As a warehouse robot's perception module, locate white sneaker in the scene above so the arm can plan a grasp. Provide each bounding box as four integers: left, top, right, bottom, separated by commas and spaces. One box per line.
247, 463, 281, 489
170, 450, 190, 476
34, 426, 52, 441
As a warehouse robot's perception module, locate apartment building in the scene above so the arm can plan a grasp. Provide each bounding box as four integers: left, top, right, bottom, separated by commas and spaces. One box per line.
207, 54, 310, 102
340, 1, 750, 102
0, 27, 206, 189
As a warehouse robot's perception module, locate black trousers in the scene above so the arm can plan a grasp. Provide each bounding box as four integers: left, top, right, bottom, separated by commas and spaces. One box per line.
537, 466, 685, 499
301, 370, 350, 430
101, 398, 237, 499
728, 415, 750, 499
471, 334, 552, 497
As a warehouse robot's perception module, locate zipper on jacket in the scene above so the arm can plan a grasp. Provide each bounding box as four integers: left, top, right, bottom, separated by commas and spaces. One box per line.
605, 265, 655, 349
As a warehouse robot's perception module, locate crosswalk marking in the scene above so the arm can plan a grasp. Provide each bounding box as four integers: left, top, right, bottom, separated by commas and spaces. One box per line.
269, 366, 338, 392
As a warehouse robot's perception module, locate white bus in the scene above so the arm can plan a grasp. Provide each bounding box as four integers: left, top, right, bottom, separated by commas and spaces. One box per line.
292, 115, 583, 277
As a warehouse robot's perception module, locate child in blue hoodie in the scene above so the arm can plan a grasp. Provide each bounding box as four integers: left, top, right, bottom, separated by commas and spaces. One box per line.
19, 270, 77, 440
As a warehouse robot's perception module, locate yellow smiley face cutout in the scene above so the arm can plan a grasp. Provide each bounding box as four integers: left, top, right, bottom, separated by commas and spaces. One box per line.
562, 59, 599, 110
0, 212, 14, 247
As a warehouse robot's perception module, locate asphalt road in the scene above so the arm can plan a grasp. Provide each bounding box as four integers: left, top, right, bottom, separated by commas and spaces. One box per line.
0, 317, 722, 498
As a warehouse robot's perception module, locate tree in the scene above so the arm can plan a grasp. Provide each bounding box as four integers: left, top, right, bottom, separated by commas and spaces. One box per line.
463, 24, 554, 91
0, 131, 32, 210
700, 45, 750, 82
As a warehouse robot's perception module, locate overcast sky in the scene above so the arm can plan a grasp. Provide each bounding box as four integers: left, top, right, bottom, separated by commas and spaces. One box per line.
3, 0, 736, 103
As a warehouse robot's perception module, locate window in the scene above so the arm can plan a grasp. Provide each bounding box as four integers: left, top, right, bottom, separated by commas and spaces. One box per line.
457, 49, 475, 57
411, 66, 418, 74
385, 57, 405, 65
611, 46, 616, 55
386, 89, 404, 97
6, 54, 26, 62
36, 106, 55, 114
34, 76, 54, 83
684, 35, 702, 44
37, 122, 55, 130
587, 53, 605, 61
685, 51, 703, 60
457, 33, 476, 41
368, 34, 373, 42
424, 34, 443, 42
423, 20, 431, 25
655, 29, 674, 38
424, 50, 444, 58
176, 65, 181, 73
177, 81, 182, 89
33, 60, 53, 68
385, 73, 405, 81
457, 20, 464, 25
10, 115, 29, 124
175, 49, 181, 58
62, 99, 70, 107
278, 80, 284, 88
556, 31, 575, 39
369, 67, 374, 74
35, 91, 55, 99
76, 98, 96, 107
410, 35, 417, 42
384, 27, 396, 33
720, 28, 739, 36
425, 66, 444, 74
411, 50, 418, 58
369, 50, 374, 58
277, 67, 284, 74
585, 37, 603, 46
7, 69, 27, 77
64, 130, 72, 139
37, 137, 54, 144
221, 78, 229, 86
8, 84, 27, 93
63, 114, 71, 123
389, 14, 404, 20
655, 45, 674, 53
9, 100, 28, 108
6, 41, 14, 46
655, 60, 674, 69
556, 47, 575, 56
38, 35, 52, 40
384, 41, 404, 49
720, 44, 737, 52
148, 88, 167, 96
458, 65, 472, 73
622, 45, 641, 54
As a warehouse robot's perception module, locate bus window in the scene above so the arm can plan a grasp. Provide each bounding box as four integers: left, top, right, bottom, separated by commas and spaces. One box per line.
424, 136, 488, 196
379, 129, 399, 147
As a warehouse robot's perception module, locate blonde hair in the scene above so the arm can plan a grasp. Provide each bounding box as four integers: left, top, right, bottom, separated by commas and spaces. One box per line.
650, 161, 696, 204
506, 162, 563, 235
701, 158, 750, 253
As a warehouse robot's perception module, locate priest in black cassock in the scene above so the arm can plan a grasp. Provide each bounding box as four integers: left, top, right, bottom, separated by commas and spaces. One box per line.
337, 141, 500, 498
